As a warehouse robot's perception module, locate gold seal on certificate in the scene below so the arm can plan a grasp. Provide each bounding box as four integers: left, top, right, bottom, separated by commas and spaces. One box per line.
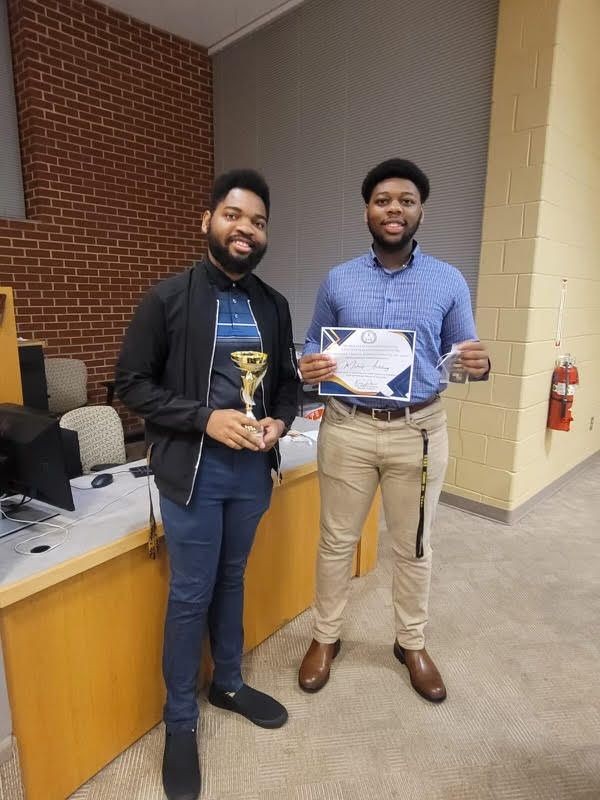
230, 350, 268, 435
319, 327, 416, 401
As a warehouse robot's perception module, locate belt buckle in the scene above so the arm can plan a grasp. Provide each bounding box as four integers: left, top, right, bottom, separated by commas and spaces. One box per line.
371, 408, 392, 422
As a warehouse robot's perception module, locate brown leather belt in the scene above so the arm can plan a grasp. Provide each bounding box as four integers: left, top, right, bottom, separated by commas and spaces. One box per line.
337, 395, 437, 421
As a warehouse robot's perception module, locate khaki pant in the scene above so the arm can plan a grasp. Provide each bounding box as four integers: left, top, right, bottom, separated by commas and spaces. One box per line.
313, 397, 449, 650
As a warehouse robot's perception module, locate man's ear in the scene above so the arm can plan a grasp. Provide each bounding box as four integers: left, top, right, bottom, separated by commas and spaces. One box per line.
363, 206, 368, 225
420, 207, 425, 224
201, 210, 211, 234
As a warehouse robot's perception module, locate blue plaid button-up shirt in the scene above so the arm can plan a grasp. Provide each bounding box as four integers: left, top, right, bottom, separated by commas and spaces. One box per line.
303, 244, 478, 408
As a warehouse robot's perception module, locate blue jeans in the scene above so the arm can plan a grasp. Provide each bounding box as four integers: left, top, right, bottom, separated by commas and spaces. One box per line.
159, 444, 272, 732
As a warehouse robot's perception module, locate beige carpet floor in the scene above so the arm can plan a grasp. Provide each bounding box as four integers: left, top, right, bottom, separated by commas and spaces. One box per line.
2, 455, 599, 800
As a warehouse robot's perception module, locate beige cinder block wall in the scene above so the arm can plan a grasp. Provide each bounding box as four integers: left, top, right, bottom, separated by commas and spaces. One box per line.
442, 0, 600, 517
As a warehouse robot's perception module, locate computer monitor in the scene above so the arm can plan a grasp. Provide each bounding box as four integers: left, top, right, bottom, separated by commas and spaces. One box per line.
0, 403, 75, 512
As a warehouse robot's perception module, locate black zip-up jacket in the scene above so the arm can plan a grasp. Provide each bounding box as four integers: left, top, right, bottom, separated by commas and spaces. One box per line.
115, 260, 299, 506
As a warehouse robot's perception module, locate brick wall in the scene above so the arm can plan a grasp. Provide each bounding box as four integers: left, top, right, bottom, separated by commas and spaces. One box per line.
441, 0, 560, 510
441, 0, 600, 512
0, 0, 213, 430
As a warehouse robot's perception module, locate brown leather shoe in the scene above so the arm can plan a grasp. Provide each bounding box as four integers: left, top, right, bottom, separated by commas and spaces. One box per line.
393, 641, 447, 703
298, 639, 341, 693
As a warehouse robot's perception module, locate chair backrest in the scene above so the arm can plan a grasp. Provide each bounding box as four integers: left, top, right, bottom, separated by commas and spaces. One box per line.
59, 406, 126, 474
44, 358, 88, 414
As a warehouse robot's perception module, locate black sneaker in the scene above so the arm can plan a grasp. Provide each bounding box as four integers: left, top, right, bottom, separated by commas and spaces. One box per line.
162, 729, 200, 800
208, 683, 288, 729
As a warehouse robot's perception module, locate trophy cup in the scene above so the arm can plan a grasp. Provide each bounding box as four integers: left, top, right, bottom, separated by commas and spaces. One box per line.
230, 351, 269, 437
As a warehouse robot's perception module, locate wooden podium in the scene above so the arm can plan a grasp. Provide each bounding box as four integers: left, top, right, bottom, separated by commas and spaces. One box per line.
0, 288, 23, 405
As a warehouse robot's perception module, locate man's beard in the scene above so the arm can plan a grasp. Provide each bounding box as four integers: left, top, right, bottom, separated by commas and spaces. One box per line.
368, 213, 422, 253
207, 229, 267, 275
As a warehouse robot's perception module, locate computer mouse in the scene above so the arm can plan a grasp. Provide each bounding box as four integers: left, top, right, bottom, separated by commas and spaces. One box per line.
91, 473, 114, 489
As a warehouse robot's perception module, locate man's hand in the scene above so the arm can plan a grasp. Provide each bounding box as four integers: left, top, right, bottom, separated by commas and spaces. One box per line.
258, 417, 286, 451
456, 340, 490, 379
205, 409, 264, 451
299, 353, 336, 384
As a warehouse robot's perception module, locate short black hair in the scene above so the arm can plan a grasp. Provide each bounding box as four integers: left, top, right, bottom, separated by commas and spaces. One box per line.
361, 159, 430, 204
211, 169, 270, 218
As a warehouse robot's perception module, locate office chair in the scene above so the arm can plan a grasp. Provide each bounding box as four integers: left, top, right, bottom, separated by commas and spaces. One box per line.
59, 405, 127, 474
44, 357, 88, 414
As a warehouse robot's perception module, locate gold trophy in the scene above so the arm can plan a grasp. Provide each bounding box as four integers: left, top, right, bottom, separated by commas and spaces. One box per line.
230, 351, 268, 437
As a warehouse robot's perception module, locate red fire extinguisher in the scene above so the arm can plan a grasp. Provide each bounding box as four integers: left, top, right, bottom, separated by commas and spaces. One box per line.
547, 353, 579, 431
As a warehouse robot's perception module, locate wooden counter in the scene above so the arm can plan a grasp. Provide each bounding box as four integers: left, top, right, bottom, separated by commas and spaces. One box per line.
0, 459, 379, 800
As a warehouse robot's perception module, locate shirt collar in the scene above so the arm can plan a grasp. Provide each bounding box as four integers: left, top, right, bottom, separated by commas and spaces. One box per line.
368, 241, 420, 272
202, 257, 255, 291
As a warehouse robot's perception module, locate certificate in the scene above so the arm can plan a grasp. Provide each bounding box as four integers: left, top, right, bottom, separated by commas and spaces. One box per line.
319, 327, 416, 401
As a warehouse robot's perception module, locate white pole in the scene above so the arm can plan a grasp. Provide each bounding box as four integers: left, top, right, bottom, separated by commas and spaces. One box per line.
555, 279, 567, 349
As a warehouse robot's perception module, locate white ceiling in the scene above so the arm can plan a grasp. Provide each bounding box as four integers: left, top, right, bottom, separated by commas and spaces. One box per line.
100, 0, 306, 53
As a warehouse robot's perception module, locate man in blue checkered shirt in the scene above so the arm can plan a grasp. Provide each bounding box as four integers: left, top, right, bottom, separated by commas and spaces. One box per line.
298, 159, 490, 703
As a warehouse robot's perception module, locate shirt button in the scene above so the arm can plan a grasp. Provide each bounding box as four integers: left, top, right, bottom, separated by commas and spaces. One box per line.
234, 314, 239, 319
232, 298, 237, 303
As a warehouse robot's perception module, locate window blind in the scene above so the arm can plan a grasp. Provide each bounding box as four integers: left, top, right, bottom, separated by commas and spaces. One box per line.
0, 0, 25, 220
214, 0, 498, 340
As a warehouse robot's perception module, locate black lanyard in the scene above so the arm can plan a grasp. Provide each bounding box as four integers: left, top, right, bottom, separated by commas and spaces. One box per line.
415, 428, 429, 559
146, 444, 159, 559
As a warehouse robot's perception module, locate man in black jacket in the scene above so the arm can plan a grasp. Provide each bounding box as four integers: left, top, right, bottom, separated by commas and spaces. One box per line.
115, 169, 298, 800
